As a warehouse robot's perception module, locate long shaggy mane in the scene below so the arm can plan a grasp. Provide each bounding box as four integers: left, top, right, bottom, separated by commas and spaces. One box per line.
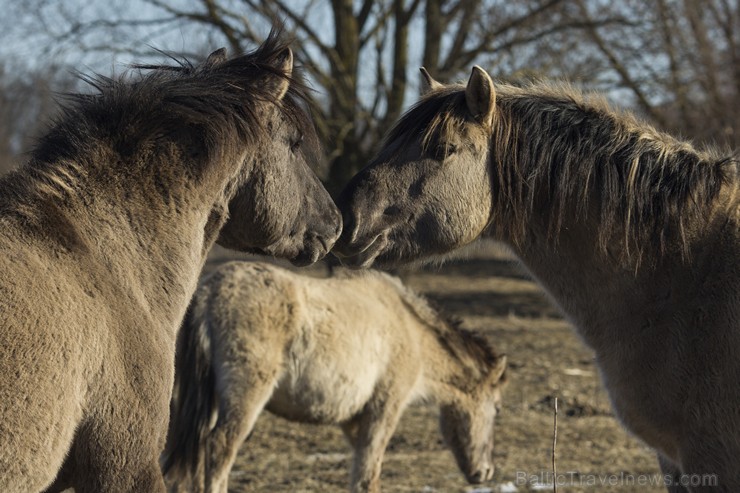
386, 81, 738, 264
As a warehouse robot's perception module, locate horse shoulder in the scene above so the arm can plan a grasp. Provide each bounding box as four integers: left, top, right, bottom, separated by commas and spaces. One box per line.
197, 262, 302, 353
0, 237, 105, 490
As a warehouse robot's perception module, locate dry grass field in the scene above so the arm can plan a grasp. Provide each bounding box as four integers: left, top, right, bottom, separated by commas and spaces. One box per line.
201, 241, 664, 493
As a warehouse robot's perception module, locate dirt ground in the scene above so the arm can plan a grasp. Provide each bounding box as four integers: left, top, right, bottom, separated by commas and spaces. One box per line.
202, 241, 664, 493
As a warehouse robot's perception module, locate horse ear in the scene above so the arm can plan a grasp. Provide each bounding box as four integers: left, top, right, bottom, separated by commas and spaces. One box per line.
203, 48, 227, 69
488, 354, 507, 384
271, 47, 293, 101
420, 67, 443, 94
465, 65, 496, 127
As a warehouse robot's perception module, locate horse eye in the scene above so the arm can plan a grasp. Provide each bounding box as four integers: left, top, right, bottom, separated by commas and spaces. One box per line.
434, 143, 458, 159
290, 134, 304, 152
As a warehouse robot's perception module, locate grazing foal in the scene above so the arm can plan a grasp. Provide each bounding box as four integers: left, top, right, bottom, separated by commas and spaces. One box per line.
0, 30, 340, 492
335, 66, 739, 491
163, 261, 507, 493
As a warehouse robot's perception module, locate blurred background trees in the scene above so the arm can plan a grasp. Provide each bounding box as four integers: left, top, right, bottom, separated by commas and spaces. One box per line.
0, 64, 78, 174
0, 0, 737, 188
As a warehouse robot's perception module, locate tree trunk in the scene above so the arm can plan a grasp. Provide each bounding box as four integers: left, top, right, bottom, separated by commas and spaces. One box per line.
327, 0, 363, 195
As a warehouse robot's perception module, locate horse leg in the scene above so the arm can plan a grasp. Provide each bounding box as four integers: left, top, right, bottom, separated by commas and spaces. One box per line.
69, 399, 169, 493
341, 416, 361, 449
75, 438, 166, 493
41, 453, 76, 493
658, 454, 689, 493
42, 413, 163, 493
345, 393, 407, 493
205, 370, 279, 493
75, 441, 166, 493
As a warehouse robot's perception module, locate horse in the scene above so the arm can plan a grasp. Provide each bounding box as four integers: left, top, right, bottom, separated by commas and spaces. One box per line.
0, 28, 341, 492
333, 66, 739, 491
162, 261, 508, 493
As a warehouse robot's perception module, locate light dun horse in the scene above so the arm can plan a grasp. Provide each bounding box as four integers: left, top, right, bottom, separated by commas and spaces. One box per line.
335, 67, 739, 491
0, 30, 341, 492
162, 261, 508, 493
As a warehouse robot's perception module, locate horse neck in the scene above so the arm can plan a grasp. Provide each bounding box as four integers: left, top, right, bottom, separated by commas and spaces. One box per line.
491, 89, 728, 252
499, 184, 735, 356
416, 327, 485, 405
14, 150, 241, 325
483, 93, 735, 347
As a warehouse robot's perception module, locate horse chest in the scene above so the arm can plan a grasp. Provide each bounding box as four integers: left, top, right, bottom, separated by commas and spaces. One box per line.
594, 344, 686, 458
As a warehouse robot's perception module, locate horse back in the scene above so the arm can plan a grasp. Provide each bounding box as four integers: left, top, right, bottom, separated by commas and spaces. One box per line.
200, 262, 424, 424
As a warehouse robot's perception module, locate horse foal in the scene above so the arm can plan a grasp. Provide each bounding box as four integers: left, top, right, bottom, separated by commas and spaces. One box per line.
163, 261, 507, 493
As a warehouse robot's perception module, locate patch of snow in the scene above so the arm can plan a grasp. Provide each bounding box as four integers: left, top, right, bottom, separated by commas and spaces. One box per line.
498, 481, 519, 493
304, 452, 348, 464
531, 482, 553, 491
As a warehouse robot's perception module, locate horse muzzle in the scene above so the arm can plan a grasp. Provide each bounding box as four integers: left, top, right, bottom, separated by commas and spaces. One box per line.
466, 464, 495, 484
332, 231, 389, 269
285, 220, 341, 266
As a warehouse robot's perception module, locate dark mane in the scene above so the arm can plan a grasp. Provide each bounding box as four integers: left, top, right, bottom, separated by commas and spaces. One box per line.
386, 81, 739, 263
124, 25, 319, 155
434, 314, 504, 386
39, 26, 317, 165
384, 86, 468, 154
383, 272, 502, 385
0, 26, 320, 230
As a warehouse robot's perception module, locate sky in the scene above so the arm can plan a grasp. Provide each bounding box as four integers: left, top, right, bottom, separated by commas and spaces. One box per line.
0, 0, 669, 121
0, 1, 231, 71
0, 0, 437, 113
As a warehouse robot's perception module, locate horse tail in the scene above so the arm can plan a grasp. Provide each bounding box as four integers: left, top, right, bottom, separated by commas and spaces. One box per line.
161, 300, 218, 482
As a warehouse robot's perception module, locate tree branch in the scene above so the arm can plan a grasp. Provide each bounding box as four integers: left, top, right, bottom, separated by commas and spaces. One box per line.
574, 0, 667, 126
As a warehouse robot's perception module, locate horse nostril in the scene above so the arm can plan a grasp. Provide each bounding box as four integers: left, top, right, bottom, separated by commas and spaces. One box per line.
469, 465, 493, 484
317, 234, 329, 252
383, 205, 401, 217
341, 209, 358, 244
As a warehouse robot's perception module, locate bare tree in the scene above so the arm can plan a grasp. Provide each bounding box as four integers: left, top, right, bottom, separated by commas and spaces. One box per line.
24, 0, 618, 191
571, 0, 739, 148
0, 64, 78, 174
10, 1, 734, 188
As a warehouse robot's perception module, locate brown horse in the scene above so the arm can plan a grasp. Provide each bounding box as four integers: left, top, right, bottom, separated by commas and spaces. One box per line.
162, 261, 507, 493
0, 29, 340, 492
334, 67, 739, 491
